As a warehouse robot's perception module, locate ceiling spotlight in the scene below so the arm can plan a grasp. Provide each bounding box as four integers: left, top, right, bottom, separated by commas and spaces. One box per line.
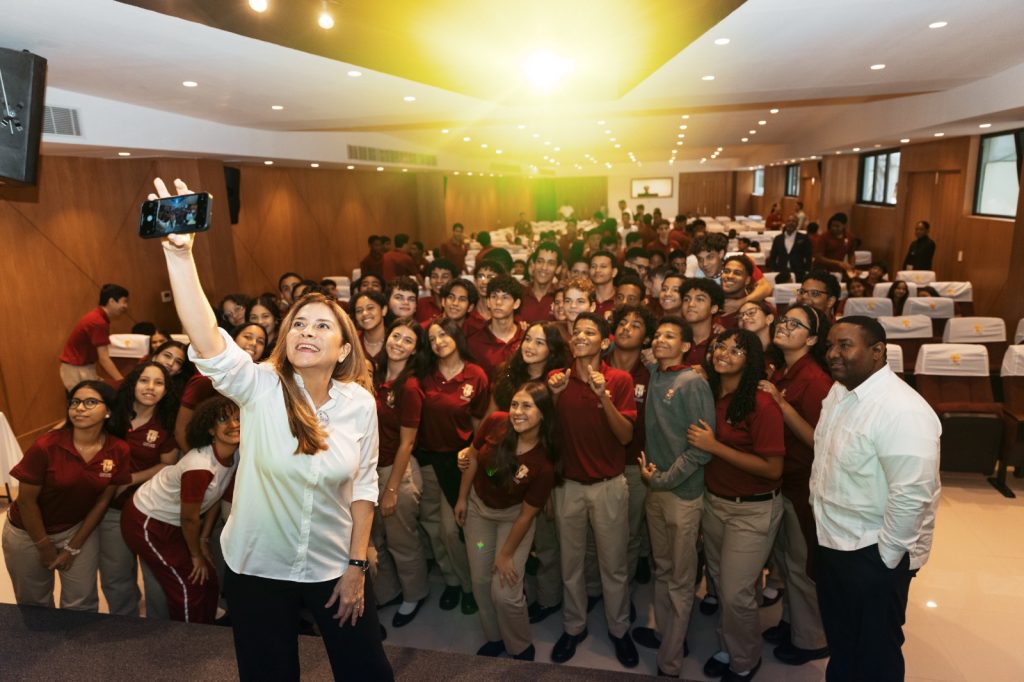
454, 171, 460, 175
480, 143, 488, 148
403, 95, 416, 102
679, 125, 687, 130
441, 129, 449, 134
852, 147, 861, 151
182, 80, 198, 87
929, 21, 948, 29
463, 136, 471, 142
248, 0, 268, 11
554, 146, 561, 151
677, 133, 685, 138
676, 141, 683, 146
264, 160, 274, 165
376, 166, 384, 171
310, 163, 320, 168
517, 124, 526, 129
701, 75, 715, 81
522, 49, 575, 92
609, 138, 616, 142
870, 64, 886, 70
749, 130, 756, 134
713, 38, 730, 46
769, 108, 779, 114
900, 138, 910, 143
117, 152, 131, 157
318, 1, 334, 29
741, 137, 749, 142
544, 141, 551, 146
614, 144, 621, 148
495, 149, 503, 154
532, 133, 540, 139
933, 132, 945, 137
681, 115, 690, 119
758, 120, 767, 125
979, 123, 992, 128
402, 168, 408, 172
717, 147, 723, 151
347, 70, 362, 77
271, 105, 284, 110
346, 165, 355, 169
597, 120, 605, 125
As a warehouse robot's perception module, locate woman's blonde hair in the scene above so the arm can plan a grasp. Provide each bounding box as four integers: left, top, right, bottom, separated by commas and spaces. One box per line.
268, 292, 373, 455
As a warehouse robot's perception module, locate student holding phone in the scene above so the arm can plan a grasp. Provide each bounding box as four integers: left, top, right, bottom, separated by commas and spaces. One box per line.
152, 178, 392, 680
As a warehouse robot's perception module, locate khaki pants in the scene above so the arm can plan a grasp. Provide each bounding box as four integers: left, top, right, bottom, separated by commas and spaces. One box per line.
554, 476, 630, 637
703, 492, 783, 672
624, 464, 651, 578
646, 492, 703, 676
98, 508, 141, 616
372, 462, 429, 604
463, 490, 535, 655
418, 464, 470, 590
531, 510, 562, 608
2, 515, 100, 611
59, 363, 98, 391
773, 495, 827, 649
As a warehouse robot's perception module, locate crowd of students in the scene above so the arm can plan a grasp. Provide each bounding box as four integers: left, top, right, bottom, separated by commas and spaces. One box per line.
3, 200, 944, 681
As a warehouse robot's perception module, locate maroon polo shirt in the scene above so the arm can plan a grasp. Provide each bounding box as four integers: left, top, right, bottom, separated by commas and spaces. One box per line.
418, 363, 490, 451
416, 296, 443, 324
683, 335, 711, 368
467, 323, 525, 380
594, 297, 616, 321
375, 376, 424, 468
645, 239, 682, 259
814, 232, 854, 272
59, 307, 111, 366
358, 331, 385, 370
359, 253, 384, 279
181, 374, 217, 410
551, 362, 636, 482
623, 360, 650, 467
769, 354, 833, 498
439, 240, 467, 274
670, 230, 691, 254
716, 311, 740, 330
9, 429, 131, 533
519, 288, 555, 323
704, 390, 785, 498
112, 418, 177, 509
463, 308, 489, 338
381, 250, 417, 283
471, 413, 555, 510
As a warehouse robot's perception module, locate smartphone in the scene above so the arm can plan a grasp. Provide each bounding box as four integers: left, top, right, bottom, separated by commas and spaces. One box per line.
139, 192, 213, 239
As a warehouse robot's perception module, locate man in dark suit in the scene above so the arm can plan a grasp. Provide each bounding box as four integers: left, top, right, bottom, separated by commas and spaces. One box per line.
767, 215, 813, 282
902, 220, 936, 271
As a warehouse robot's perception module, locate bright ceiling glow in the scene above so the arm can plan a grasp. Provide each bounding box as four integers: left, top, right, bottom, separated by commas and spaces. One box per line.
614, 144, 621, 148
679, 125, 687, 130
517, 124, 526, 129
403, 95, 416, 102
741, 137, 748, 142
870, 64, 886, 70
701, 74, 715, 81
758, 120, 767, 125
248, 0, 268, 12
676, 141, 683, 146
182, 80, 198, 87
118, 152, 131, 156
521, 49, 575, 92
770, 108, 780, 114
554, 146, 561, 151
463, 136, 471, 142
310, 163, 319, 167
264, 160, 274, 165
934, 132, 945, 137
677, 134, 685, 138
495, 149, 503, 154
852, 147, 861, 151
681, 115, 690, 119
480, 143, 488, 148
402, 168, 408, 172
979, 123, 992, 128
713, 38, 730, 46
900, 138, 910, 143
929, 21, 948, 29
271, 105, 284, 110
346, 165, 355, 169
749, 130, 756, 134
532, 133, 540, 139
597, 120, 605, 125
376, 166, 384, 171
318, 4, 334, 30
441, 129, 449, 134
347, 70, 362, 77
544, 141, 551, 146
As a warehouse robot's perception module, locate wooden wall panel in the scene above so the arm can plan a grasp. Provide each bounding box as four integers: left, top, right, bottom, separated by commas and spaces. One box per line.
732, 171, 753, 217
678, 171, 735, 217
551, 177, 608, 222
819, 155, 859, 225
850, 204, 898, 266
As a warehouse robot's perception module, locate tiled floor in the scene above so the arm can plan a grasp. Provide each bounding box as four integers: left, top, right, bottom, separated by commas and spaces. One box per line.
2, 473, 1022, 680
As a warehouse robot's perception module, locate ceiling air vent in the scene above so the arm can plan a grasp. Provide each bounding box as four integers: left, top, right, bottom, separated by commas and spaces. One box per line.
42, 106, 82, 136
347, 145, 436, 167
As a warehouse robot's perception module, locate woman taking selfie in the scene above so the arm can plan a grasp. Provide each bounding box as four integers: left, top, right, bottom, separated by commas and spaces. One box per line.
154, 178, 392, 680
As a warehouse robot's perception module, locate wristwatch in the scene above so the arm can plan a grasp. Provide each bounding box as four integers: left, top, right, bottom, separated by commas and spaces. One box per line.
348, 559, 370, 572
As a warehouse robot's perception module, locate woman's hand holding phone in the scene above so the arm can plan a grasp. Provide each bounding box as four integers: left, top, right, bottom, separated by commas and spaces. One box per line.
151, 178, 196, 254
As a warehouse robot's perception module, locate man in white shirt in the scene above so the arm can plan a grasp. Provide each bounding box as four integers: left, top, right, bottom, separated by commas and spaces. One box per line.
811, 316, 940, 682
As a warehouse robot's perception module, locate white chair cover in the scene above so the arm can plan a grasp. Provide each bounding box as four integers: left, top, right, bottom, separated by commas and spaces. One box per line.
879, 315, 933, 339
1001, 345, 1024, 377
171, 334, 191, 346
0, 412, 23, 487
108, 333, 151, 359
942, 317, 1007, 343
773, 283, 801, 305
914, 343, 990, 377
1015, 318, 1024, 344
886, 343, 905, 374
855, 250, 872, 265
323, 275, 351, 287
747, 215, 763, 220
931, 281, 973, 302
842, 298, 893, 318
896, 270, 937, 285
763, 271, 779, 285
904, 297, 955, 319
351, 267, 362, 281
873, 282, 918, 298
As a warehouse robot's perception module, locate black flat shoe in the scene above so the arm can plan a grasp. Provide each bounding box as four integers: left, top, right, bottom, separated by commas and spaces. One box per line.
551, 629, 588, 663
476, 640, 505, 657
512, 644, 536, 661
527, 600, 561, 624
699, 594, 719, 615
632, 626, 661, 649
460, 590, 478, 615
773, 642, 830, 665
760, 587, 784, 608
609, 631, 639, 668
439, 585, 461, 610
703, 653, 730, 678
391, 596, 427, 628
722, 658, 762, 681
634, 556, 652, 584
762, 620, 791, 645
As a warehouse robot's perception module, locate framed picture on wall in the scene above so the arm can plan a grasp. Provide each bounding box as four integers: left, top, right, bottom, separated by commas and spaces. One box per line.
631, 177, 673, 199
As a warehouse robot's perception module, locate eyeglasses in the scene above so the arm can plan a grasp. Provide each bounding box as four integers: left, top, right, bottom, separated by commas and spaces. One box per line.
737, 308, 762, 320
712, 342, 747, 358
798, 288, 828, 299
69, 398, 103, 410
475, 272, 497, 281
777, 316, 811, 332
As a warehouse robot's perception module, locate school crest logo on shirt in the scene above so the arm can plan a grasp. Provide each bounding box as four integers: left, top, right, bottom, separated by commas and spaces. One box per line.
514, 464, 530, 483
460, 383, 475, 401
145, 429, 160, 446
664, 388, 676, 400
634, 383, 646, 401
100, 459, 114, 477
385, 390, 396, 409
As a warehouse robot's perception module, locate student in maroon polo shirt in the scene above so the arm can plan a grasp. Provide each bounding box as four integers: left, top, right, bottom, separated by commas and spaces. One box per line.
686, 329, 785, 680
276, 272, 303, 313
386, 276, 420, 322
2, 381, 131, 611
607, 304, 656, 587
468, 276, 526, 380
381, 234, 419, 284
613, 272, 646, 312
454, 381, 558, 661
589, 250, 619, 320
546, 312, 639, 669
645, 220, 681, 260
758, 305, 833, 666
417, 259, 458, 324
59, 283, 130, 388
359, 235, 385, 281
430, 277, 478, 330
465, 260, 505, 337
796, 269, 841, 322
438, 223, 468, 275
812, 213, 855, 277
519, 242, 561, 323
719, 255, 756, 328
100, 362, 181, 616
416, 318, 489, 615
371, 317, 430, 628
737, 300, 782, 376
352, 291, 388, 370
681, 278, 724, 368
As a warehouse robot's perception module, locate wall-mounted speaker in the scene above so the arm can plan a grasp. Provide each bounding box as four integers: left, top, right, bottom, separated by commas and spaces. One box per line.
0, 47, 47, 187
223, 165, 240, 224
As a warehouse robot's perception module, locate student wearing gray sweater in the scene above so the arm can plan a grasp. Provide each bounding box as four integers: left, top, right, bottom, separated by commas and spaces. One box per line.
632, 315, 716, 678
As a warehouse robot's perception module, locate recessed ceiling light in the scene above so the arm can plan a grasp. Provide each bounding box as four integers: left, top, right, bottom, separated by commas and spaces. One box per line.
929, 21, 948, 29
402, 168, 408, 172
347, 70, 362, 77
614, 143, 621, 148
717, 147, 723, 151
979, 123, 992, 128
770, 108, 780, 114
463, 136, 471, 142
933, 132, 945, 137
454, 171, 460, 175
403, 95, 416, 102
835, 151, 842, 155
182, 80, 198, 87
597, 120, 605, 125
310, 163, 320, 168
870, 64, 886, 70
264, 160, 274, 165
117, 152, 131, 157
758, 120, 767, 125
676, 141, 683, 146
532, 133, 540, 139
741, 137, 749, 142
480, 143, 488, 148
544, 141, 551, 146
713, 38, 730, 46
495, 149, 503, 154
681, 114, 690, 119
517, 124, 526, 129
679, 125, 687, 130
926, 600, 938, 608
346, 165, 355, 169
271, 105, 284, 110
609, 138, 616, 142
677, 133, 685, 138
376, 166, 384, 171
318, 3, 334, 29
441, 129, 449, 134
248, 0, 268, 12
749, 130, 756, 134
701, 75, 715, 81
900, 138, 910, 143
852, 147, 861, 151
554, 146, 561, 151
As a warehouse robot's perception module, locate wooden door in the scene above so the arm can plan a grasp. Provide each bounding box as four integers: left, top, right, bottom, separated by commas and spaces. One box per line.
903, 171, 961, 278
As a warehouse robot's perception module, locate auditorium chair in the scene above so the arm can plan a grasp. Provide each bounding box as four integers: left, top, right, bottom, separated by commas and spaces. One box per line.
886, 343, 905, 377
108, 333, 150, 378
842, 297, 893, 318
769, 282, 800, 315
914, 343, 1003, 476
879, 314, 934, 377
942, 317, 1007, 374
905, 296, 956, 337
873, 281, 918, 298
896, 270, 937, 285
991, 346, 1024, 497
1015, 318, 1024, 344
932, 281, 974, 316
854, 250, 872, 267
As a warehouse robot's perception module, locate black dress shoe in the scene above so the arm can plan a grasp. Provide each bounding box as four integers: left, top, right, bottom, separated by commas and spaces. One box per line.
527, 600, 561, 624
461, 590, 478, 615
762, 620, 791, 645
699, 594, 719, 615
656, 668, 675, 678
476, 640, 506, 657
634, 556, 652, 584
609, 631, 639, 668
379, 625, 387, 641
439, 585, 461, 610
722, 658, 762, 681
703, 653, 730, 678
629, 600, 637, 623
512, 644, 536, 661
551, 629, 588, 663
773, 642, 830, 665
760, 587, 784, 608
378, 593, 403, 609
391, 596, 427, 628
632, 626, 661, 649
586, 594, 602, 612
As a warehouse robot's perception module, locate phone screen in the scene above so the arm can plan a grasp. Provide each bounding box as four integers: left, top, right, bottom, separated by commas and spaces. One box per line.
139, 192, 212, 239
